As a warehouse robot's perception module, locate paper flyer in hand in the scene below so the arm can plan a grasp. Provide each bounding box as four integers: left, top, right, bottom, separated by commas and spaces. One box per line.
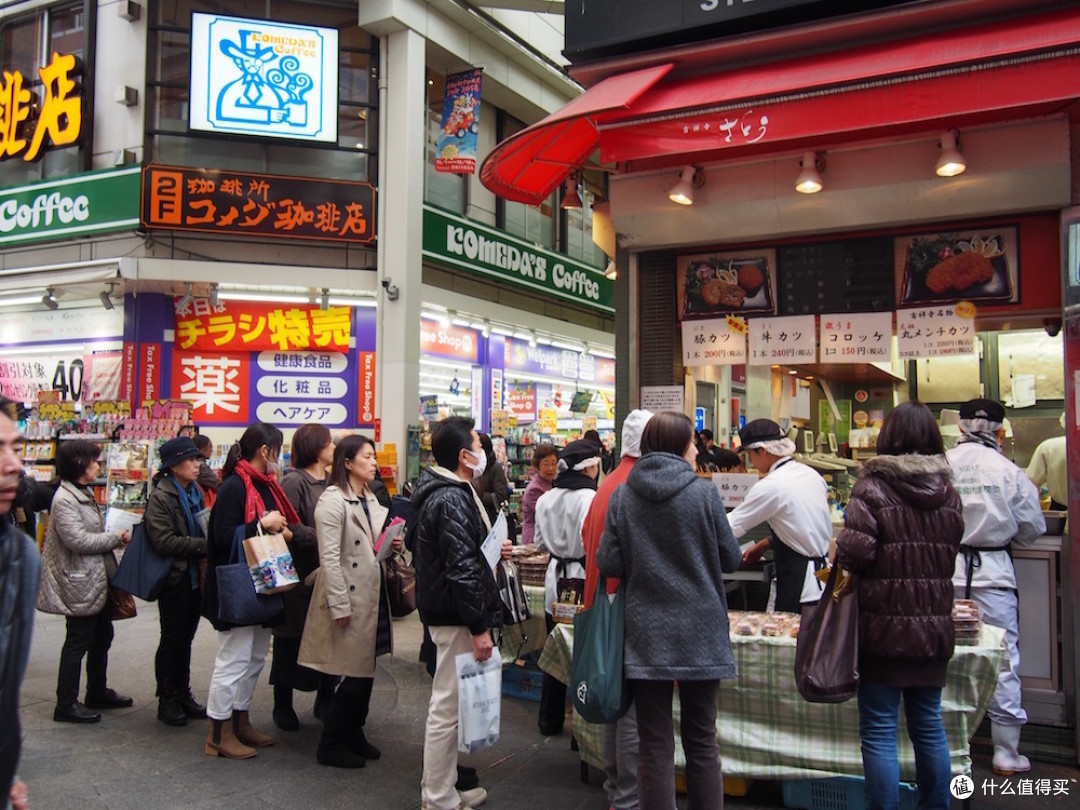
105, 507, 142, 536
375, 517, 407, 561
480, 511, 508, 571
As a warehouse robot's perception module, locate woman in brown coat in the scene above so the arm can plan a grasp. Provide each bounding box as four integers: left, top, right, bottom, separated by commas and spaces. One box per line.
835, 401, 963, 810
298, 434, 400, 768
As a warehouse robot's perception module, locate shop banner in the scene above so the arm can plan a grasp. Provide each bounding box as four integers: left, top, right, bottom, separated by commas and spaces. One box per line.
896, 305, 976, 359
171, 352, 250, 425
0, 51, 83, 164
420, 319, 479, 363
423, 206, 614, 314
681, 316, 747, 366
491, 368, 503, 410
435, 69, 482, 174
596, 357, 616, 386
357, 351, 376, 424
174, 297, 351, 353
0, 352, 84, 404
0, 167, 141, 247
748, 315, 815, 366
142, 165, 374, 244
819, 312, 892, 364
506, 383, 536, 422
471, 366, 484, 424
504, 339, 580, 382
0, 307, 124, 345
86, 352, 123, 401
138, 343, 162, 404
253, 350, 351, 426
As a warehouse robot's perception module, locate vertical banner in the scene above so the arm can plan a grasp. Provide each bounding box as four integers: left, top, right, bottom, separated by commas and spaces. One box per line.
357, 351, 376, 426
138, 343, 162, 404
435, 69, 483, 174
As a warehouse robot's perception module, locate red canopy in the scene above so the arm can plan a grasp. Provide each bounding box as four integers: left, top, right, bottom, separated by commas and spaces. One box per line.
479, 7, 1080, 204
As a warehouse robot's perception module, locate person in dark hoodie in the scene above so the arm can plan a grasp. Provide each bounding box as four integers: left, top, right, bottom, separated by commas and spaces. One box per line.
597, 410, 742, 810
412, 416, 510, 810
835, 401, 964, 810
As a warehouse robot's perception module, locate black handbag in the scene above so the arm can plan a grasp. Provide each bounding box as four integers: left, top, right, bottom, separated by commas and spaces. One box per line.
216, 526, 283, 626
795, 565, 859, 703
384, 551, 417, 618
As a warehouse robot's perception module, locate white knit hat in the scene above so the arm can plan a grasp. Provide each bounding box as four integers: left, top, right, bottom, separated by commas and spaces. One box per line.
620, 409, 654, 458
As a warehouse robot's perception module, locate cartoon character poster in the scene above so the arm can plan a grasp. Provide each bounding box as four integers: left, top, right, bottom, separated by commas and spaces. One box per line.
189, 13, 339, 143
436, 69, 483, 175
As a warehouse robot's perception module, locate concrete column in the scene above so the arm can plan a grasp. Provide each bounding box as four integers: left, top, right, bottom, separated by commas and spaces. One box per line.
378, 28, 425, 479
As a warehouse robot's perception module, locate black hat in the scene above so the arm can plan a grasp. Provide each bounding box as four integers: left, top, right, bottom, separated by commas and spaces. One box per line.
959, 398, 1005, 423
739, 418, 785, 449
559, 438, 601, 471
159, 437, 202, 471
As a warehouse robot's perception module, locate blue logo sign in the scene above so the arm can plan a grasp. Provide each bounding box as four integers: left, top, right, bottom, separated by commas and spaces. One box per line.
189, 13, 339, 143
695, 407, 705, 432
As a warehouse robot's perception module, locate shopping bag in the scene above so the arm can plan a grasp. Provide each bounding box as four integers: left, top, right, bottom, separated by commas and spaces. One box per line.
217, 526, 284, 626
456, 649, 502, 754
384, 551, 417, 618
242, 526, 299, 595
111, 522, 172, 601
795, 565, 859, 703
571, 576, 630, 724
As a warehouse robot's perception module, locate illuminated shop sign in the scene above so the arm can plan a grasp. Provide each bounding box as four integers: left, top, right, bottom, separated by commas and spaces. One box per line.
189, 13, 339, 143
0, 52, 83, 162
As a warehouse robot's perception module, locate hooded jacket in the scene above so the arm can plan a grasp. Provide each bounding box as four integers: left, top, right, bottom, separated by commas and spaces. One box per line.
411, 466, 502, 635
597, 452, 742, 681
835, 454, 963, 688
144, 476, 207, 588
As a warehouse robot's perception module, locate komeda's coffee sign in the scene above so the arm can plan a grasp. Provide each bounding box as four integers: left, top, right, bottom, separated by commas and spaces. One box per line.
0, 52, 84, 162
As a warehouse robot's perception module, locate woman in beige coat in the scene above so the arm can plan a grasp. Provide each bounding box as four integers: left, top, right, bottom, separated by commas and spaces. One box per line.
37, 439, 131, 723
299, 434, 400, 768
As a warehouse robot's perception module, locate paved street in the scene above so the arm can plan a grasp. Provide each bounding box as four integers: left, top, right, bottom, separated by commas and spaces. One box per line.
15, 601, 1079, 809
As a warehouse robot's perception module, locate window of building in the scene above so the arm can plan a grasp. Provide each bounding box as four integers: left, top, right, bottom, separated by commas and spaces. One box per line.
0, 1, 88, 186
495, 111, 555, 248
147, 0, 377, 181
563, 174, 607, 268
425, 70, 467, 215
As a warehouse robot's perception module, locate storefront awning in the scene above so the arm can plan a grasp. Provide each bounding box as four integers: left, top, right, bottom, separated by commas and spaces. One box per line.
480, 7, 1080, 204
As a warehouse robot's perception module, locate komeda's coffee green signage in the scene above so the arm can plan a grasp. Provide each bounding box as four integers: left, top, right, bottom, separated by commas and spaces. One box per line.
0, 166, 141, 246
422, 205, 614, 314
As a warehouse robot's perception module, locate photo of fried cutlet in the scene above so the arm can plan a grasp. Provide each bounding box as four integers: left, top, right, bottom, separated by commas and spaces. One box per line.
681, 255, 774, 317
925, 252, 994, 293
900, 230, 1014, 305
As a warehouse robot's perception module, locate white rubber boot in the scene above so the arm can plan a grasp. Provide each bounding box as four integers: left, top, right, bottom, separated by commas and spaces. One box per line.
991, 722, 1031, 775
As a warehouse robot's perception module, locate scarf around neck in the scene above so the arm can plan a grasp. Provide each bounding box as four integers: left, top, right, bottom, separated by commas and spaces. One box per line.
233, 459, 300, 525
553, 468, 598, 492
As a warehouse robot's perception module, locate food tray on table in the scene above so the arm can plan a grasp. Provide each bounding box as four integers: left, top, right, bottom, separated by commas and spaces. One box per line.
515, 548, 550, 587
952, 599, 982, 646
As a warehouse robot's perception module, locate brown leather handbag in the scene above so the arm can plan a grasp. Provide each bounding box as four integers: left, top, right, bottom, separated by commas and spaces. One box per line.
384, 551, 416, 618
794, 566, 858, 703
108, 586, 137, 621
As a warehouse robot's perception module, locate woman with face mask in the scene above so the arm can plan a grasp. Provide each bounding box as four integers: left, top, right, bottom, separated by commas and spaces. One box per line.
201, 422, 301, 759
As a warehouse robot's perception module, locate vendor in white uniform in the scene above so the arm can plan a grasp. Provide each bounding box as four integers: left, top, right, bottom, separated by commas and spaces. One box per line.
729, 419, 832, 613
1025, 412, 1068, 511
948, 398, 1045, 776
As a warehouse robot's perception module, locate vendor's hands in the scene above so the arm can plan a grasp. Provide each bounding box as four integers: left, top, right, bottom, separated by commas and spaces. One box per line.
259, 510, 287, 532
334, 616, 351, 628
500, 540, 513, 561
742, 539, 769, 566
472, 631, 493, 662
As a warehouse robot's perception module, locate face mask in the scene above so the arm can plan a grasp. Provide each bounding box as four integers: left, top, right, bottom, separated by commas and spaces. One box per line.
464, 448, 487, 478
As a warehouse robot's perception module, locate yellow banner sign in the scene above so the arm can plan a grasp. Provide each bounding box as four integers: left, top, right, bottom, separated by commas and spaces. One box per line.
0, 52, 84, 163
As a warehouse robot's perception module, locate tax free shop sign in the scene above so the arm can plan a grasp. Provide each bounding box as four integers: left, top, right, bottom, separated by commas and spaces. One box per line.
422, 206, 614, 314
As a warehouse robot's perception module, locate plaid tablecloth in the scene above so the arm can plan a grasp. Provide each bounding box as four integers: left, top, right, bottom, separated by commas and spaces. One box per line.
499, 584, 548, 665
538, 622, 1006, 780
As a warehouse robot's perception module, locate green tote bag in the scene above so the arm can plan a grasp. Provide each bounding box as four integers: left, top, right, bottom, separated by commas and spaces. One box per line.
571, 576, 631, 724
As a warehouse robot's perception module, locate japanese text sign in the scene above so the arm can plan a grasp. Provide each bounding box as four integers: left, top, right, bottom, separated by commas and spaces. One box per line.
819, 312, 893, 364
174, 297, 352, 354
748, 315, 815, 366
682, 316, 747, 366
639, 386, 684, 413
189, 13, 338, 143
171, 352, 250, 425
142, 165, 374, 244
0, 52, 83, 163
253, 351, 350, 427
897, 306, 976, 359
712, 473, 760, 508
436, 69, 482, 175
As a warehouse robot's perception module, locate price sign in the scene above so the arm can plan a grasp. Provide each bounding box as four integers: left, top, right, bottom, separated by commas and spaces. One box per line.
897, 306, 976, 359
712, 473, 760, 508
748, 315, 816, 366
819, 312, 892, 364
539, 408, 558, 435
681, 317, 747, 366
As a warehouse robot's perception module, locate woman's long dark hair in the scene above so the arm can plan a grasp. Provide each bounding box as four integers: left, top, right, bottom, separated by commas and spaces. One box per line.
330, 434, 375, 492
875, 400, 945, 456
222, 422, 283, 478
640, 410, 695, 458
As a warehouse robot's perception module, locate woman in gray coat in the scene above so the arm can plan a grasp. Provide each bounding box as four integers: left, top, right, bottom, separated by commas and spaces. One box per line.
37, 440, 131, 723
597, 411, 742, 810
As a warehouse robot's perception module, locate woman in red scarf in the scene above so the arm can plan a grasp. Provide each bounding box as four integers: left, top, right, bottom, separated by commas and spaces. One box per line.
201, 422, 300, 759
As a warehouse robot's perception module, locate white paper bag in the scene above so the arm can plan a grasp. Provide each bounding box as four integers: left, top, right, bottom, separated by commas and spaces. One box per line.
456, 649, 502, 754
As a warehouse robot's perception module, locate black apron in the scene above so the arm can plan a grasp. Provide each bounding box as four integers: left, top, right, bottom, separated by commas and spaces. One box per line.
768, 458, 827, 613
959, 543, 1013, 599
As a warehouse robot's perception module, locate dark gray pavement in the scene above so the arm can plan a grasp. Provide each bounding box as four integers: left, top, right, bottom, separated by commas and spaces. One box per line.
15, 603, 1079, 809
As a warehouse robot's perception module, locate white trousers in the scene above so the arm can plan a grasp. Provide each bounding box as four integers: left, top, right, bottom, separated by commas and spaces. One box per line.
421, 625, 475, 810
603, 697, 640, 810
206, 625, 272, 721
959, 586, 1027, 726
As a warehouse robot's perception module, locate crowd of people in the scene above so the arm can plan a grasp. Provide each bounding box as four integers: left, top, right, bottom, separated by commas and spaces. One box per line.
0, 392, 1060, 810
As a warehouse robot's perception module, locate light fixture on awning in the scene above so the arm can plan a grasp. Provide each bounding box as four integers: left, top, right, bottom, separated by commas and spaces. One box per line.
176, 282, 193, 310
99, 283, 116, 310
208, 283, 219, 308
795, 151, 825, 193
935, 129, 966, 177
42, 288, 59, 310
561, 170, 582, 210
668, 165, 704, 205
605, 259, 617, 280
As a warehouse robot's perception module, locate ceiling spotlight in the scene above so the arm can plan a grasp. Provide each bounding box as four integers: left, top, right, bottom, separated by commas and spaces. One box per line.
42, 288, 58, 310
209, 283, 220, 308
795, 151, 825, 194
99, 290, 115, 310
481, 319, 490, 338
439, 310, 451, 328
582, 343, 591, 357
605, 259, 617, 281
935, 129, 966, 177
319, 288, 329, 311
561, 170, 582, 210
176, 282, 193, 311
528, 331, 537, 348
668, 165, 704, 205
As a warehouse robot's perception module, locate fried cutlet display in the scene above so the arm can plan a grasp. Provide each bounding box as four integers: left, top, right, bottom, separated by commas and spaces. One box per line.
925, 251, 994, 293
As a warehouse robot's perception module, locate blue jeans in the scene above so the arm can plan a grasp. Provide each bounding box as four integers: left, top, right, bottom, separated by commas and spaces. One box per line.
857, 680, 951, 810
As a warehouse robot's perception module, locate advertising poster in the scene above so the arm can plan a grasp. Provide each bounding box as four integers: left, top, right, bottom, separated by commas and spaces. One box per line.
435, 69, 483, 174
173, 296, 352, 353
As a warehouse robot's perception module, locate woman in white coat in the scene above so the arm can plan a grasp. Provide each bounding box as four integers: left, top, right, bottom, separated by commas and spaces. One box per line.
533, 438, 601, 735
299, 434, 400, 768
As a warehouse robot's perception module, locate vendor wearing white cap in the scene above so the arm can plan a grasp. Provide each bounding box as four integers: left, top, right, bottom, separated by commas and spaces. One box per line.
949, 398, 1045, 775
728, 419, 832, 613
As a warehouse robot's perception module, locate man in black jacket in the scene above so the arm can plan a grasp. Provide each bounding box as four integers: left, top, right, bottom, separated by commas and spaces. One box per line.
413, 417, 509, 810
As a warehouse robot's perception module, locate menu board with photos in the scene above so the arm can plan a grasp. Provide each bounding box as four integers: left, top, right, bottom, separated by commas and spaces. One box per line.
778, 238, 895, 315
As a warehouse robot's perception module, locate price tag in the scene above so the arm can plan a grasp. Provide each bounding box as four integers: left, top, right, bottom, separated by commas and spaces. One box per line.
819, 312, 893, 364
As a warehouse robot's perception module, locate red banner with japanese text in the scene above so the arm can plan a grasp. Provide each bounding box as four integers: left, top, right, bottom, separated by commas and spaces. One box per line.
174, 298, 351, 353
170, 351, 250, 425
138, 343, 161, 404
356, 351, 376, 425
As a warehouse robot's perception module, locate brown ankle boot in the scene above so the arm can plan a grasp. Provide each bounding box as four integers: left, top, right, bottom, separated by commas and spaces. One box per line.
205, 716, 257, 759
233, 710, 276, 747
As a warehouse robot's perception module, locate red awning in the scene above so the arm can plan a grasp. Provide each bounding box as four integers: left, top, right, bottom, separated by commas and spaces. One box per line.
478, 63, 673, 204
479, 7, 1080, 203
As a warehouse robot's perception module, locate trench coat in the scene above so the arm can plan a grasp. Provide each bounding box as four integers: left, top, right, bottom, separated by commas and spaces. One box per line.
298, 483, 391, 678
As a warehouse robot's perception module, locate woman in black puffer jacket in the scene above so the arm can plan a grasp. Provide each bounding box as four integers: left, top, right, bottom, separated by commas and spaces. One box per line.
835, 400, 963, 810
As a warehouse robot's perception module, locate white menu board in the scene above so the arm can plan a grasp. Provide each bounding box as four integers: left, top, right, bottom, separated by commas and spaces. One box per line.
748, 315, 816, 366
640, 385, 684, 413
712, 473, 760, 508
819, 312, 893, 364
897, 306, 976, 359
682, 316, 747, 366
